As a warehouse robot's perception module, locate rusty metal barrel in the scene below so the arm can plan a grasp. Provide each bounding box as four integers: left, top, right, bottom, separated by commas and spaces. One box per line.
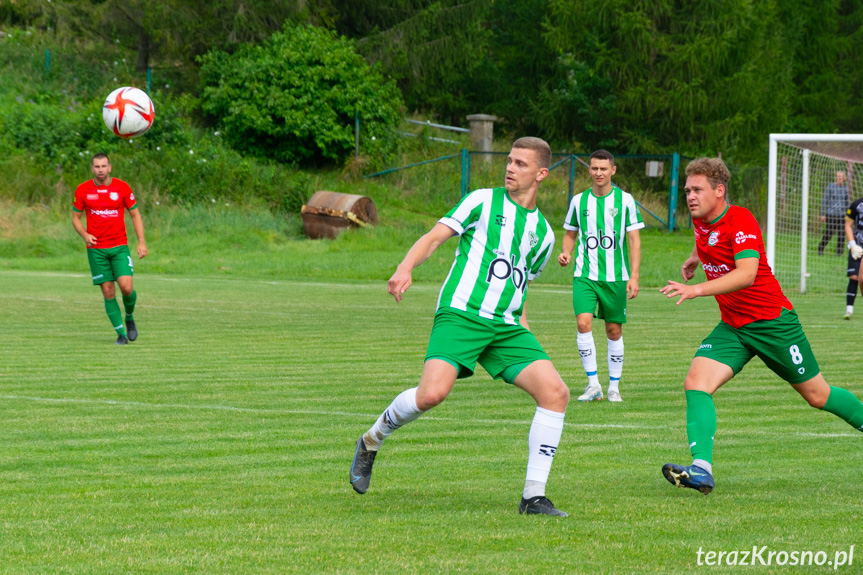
300, 191, 378, 239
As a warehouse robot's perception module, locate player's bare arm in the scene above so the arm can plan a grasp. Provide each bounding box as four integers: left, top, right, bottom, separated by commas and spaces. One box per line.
626, 228, 641, 299
681, 244, 700, 281
557, 229, 577, 266
662, 257, 758, 305
72, 211, 97, 247
388, 222, 456, 302
129, 208, 147, 258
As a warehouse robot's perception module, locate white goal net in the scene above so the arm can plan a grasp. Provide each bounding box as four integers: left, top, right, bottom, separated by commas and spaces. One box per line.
767, 134, 863, 293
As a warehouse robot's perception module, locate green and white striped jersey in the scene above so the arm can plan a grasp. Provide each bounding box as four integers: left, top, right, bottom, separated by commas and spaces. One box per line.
437, 187, 555, 325
563, 185, 644, 282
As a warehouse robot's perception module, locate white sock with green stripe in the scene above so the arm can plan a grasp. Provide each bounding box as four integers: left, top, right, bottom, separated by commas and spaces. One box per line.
577, 331, 600, 387
608, 337, 623, 391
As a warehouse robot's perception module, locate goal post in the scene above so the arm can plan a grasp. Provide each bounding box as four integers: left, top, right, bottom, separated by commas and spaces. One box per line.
767, 134, 863, 294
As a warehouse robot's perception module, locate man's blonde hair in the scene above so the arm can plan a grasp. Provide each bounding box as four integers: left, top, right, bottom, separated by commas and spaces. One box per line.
685, 157, 731, 191
512, 137, 551, 169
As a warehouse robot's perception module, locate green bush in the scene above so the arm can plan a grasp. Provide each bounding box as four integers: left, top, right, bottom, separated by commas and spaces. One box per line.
199, 22, 403, 167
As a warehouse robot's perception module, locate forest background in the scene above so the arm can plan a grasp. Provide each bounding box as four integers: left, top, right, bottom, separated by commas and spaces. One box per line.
1, 0, 862, 232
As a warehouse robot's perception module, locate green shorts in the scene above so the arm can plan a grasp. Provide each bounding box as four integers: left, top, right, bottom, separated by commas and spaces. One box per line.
87, 245, 134, 285
572, 277, 627, 323
694, 308, 820, 384
425, 308, 549, 383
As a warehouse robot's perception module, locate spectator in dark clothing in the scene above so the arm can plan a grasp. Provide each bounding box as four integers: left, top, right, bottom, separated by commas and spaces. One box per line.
819, 171, 850, 256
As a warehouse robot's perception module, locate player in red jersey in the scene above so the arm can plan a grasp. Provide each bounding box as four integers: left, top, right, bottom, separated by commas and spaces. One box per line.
72, 154, 147, 344
659, 157, 863, 494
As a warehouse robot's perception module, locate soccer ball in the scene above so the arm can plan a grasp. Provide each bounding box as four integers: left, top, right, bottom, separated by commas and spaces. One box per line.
102, 87, 155, 138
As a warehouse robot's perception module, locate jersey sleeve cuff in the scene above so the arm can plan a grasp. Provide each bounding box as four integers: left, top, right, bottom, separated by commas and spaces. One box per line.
72, 206, 84, 213
438, 217, 463, 236
625, 222, 645, 232
734, 249, 759, 260
563, 224, 578, 231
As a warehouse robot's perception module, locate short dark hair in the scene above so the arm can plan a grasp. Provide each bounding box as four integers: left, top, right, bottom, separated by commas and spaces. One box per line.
685, 157, 730, 191
512, 137, 551, 169
92, 153, 110, 164
590, 149, 615, 166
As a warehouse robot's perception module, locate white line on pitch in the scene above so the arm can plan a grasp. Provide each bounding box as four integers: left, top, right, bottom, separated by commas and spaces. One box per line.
4, 395, 860, 437
1, 394, 662, 429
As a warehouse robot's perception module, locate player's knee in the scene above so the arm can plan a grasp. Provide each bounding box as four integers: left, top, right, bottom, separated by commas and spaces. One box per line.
807, 397, 825, 409
557, 381, 571, 407
683, 374, 711, 392
415, 380, 451, 410
542, 375, 570, 408
416, 390, 447, 410
803, 391, 828, 409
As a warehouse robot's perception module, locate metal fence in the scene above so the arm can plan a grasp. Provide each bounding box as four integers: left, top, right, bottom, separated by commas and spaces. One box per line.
366, 148, 690, 231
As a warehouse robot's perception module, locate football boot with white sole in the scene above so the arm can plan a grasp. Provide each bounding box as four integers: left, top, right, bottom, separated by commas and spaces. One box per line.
577, 385, 603, 402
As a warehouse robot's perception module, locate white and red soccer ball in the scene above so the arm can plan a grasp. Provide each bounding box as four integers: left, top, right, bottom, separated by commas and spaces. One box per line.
102, 87, 155, 138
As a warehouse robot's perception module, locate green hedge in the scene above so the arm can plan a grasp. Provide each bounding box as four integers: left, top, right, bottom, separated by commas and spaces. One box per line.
199, 22, 403, 167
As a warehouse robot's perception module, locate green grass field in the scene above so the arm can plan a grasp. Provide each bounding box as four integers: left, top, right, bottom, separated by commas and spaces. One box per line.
0, 270, 859, 574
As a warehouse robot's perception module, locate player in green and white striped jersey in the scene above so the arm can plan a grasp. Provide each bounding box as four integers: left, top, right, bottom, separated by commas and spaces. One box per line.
435, 184, 555, 325
350, 138, 571, 517
559, 150, 644, 403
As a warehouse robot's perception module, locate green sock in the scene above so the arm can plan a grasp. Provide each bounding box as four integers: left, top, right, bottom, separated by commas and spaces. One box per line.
122, 290, 137, 320
822, 386, 863, 431
104, 298, 126, 336
685, 389, 717, 465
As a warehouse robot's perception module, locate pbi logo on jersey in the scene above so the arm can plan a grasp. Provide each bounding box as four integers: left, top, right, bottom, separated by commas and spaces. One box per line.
734, 231, 757, 244
584, 229, 618, 250
708, 231, 720, 246
495, 215, 507, 227
109, 192, 119, 201
486, 254, 528, 293
528, 231, 539, 248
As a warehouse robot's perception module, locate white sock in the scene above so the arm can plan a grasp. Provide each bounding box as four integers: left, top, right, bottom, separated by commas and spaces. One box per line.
847, 305, 854, 315
608, 336, 624, 392
577, 331, 600, 387
363, 387, 424, 451
692, 459, 713, 475
523, 407, 565, 499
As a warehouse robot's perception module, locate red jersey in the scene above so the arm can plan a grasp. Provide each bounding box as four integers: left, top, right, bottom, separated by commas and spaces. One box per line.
694, 204, 792, 328
73, 178, 137, 249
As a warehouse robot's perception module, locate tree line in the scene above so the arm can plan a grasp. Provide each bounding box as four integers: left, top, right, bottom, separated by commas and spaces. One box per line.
4, 0, 862, 164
